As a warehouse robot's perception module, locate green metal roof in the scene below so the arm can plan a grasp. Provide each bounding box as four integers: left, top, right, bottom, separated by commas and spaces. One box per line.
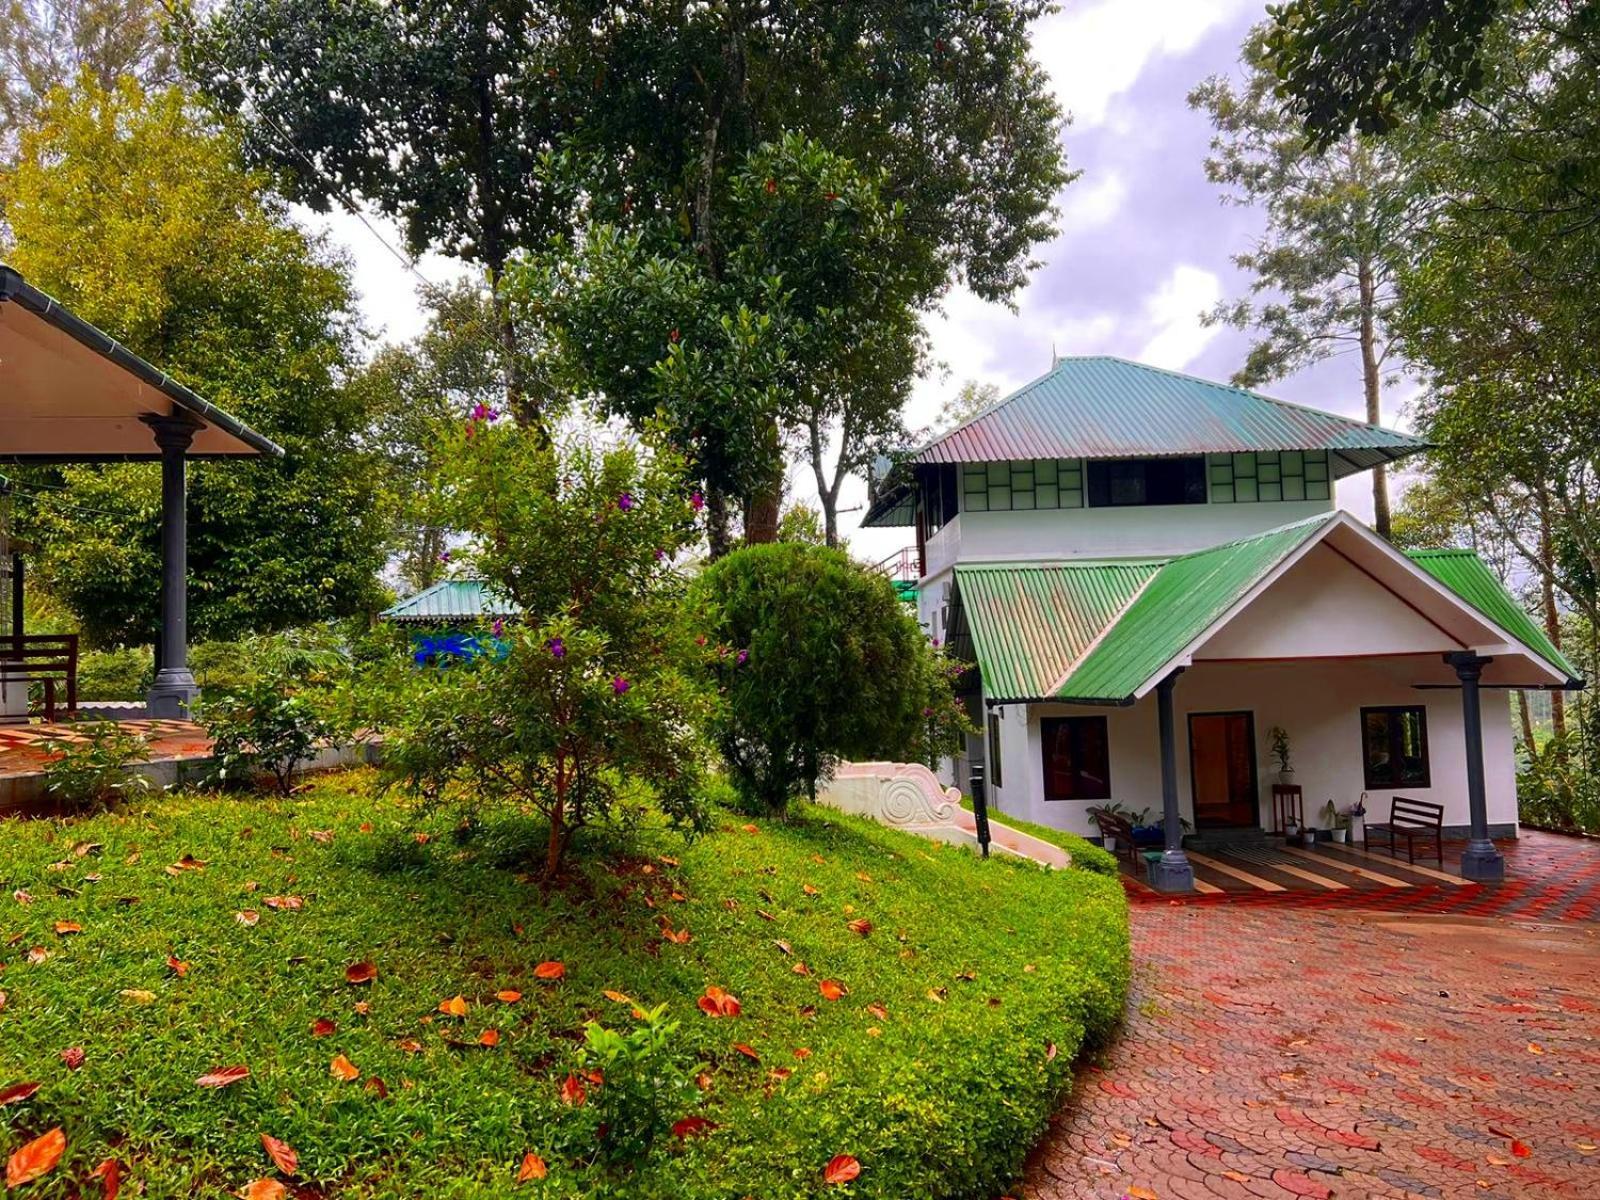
953, 514, 1582, 703
952, 561, 1161, 699
1406, 549, 1580, 679
380, 579, 518, 624
1056, 515, 1332, 702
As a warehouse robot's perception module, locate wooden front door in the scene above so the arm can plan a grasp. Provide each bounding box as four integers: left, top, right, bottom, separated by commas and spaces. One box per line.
1188, 711, 1259, 828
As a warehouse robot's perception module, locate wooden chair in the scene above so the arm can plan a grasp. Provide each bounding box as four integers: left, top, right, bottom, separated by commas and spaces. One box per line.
1092, 809, 1140, 865
0, 634, 79, 723
1365, 795, 1444, 865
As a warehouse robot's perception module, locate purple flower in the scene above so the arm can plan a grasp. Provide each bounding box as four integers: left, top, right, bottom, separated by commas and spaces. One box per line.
469, 402, 500, 422
736, 649, 749, 665
491, 618, 505, 638
655, 548, 667, 561
690, 490, 705, 512
922, 706, 935, 717
438, 550, 452, 563
931, 638, 941, 648
548, 637, 566, 659
612, 676, 631, 695
618, 492, 636, 512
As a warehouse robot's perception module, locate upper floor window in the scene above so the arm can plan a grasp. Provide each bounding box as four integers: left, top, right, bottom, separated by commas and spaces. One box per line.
1209, 450, 1331, 503
1085, 457, 1206, 507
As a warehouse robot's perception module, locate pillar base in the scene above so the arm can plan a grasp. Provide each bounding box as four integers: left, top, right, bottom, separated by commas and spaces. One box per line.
1149, 850, 1195, 893
147, 669, 200, 719
1459, 839, 1505, 883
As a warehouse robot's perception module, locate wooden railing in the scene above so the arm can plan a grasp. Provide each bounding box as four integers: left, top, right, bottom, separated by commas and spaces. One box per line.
0, 634, 79, 722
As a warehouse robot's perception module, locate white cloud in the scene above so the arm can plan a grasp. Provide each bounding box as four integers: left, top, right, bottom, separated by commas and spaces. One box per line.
1058, 168, 1127, 230
1033, 0, 1256, 129
1135, 263, 1223, 369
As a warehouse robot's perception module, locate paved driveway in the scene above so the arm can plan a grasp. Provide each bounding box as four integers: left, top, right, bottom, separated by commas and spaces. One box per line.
1025, 844, 1600, 1199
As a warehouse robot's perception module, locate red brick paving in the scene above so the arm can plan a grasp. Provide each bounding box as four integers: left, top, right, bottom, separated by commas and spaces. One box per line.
0, 719, 211, 776
1025, 872, 1600, 1199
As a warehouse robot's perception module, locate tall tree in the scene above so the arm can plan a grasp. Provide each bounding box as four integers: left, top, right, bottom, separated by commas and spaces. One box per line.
1, 76, 388, 646
0, 0, 173, 152
1191, 35, 1426, 538
184, 0, 572, 430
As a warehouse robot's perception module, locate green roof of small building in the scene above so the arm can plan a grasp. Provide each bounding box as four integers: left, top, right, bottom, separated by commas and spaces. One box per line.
380, 579, 519, 624
952, 514, 1579, 704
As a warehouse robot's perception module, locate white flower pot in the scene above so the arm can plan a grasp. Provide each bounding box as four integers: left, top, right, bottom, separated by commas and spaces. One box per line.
1350, 815, 1365, 843
1330, 828, 1347, 843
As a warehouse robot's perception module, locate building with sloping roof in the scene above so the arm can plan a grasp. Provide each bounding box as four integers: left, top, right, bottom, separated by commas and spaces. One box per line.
869, 357, 1579, 891
380, 579, 519, 625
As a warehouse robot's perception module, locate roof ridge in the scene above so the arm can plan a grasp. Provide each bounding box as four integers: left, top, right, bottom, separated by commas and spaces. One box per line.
956, 557, 1171, 571
1169, 511, 1338, 562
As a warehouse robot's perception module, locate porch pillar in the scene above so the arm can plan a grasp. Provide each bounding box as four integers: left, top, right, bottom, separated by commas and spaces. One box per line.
1150, 667, 1195, 893
1446, 651, 1503, 882
142, 413, 202, 718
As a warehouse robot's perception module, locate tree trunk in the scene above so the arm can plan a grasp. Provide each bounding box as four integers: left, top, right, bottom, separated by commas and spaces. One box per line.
705, 489, 733, 560
545, 754, 567, 883
1357, 256, 1391, 539
1517, 690, 1537, 757
807, 414, 840, 547
743, 418, 782, 545
1536, 490, 1567, 741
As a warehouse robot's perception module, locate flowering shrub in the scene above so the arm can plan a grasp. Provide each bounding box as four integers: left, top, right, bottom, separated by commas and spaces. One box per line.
690, 542, 971, 815
380, 418, 709, 877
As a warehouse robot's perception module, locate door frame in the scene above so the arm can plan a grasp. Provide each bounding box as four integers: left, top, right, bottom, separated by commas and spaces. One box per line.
1187, 709, 1260, 829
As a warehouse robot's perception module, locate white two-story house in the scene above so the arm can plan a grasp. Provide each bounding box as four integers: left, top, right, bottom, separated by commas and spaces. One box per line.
863, 357, 1580, 890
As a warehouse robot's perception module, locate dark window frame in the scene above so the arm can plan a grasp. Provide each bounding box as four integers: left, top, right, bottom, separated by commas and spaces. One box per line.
1085, 456, 1207, 508
1040, 715, 1112, 802
987, 712, 1003, 789
1360, 705, 1432, 790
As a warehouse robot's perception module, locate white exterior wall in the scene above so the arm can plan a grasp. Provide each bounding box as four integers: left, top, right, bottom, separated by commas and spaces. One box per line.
980, 658, 1518, 838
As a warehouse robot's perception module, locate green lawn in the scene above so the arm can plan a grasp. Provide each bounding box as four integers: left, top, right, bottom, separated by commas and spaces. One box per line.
0, 770, 1128, 1199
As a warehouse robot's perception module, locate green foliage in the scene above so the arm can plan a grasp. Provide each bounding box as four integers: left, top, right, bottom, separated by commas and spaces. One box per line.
0, 771, 1129, 1198
202, 677, 338, 797
691, 542, 968, 816
2, 76, 389, 647
40, 721, 153, 811
378, 420, 710, 877
573, 1006, 700, 1170
1519, 730, 1600, 835
956, 798, 1120, 878
76, 646, 152, 701
1268, 725, 1292, 773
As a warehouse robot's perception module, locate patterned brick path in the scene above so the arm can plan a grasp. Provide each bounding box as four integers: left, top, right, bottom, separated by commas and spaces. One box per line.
1026, 838, 1600, 1199
0, 719, 209, 776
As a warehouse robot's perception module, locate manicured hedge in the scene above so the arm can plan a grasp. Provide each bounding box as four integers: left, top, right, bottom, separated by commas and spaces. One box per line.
0, 772, 1129, 1199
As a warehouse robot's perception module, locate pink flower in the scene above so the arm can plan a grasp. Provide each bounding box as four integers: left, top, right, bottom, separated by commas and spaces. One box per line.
690, 491, 705, 512
618, 492, 636, 512
612, 676, 631, 695
490, 618, 505, 638
469, 402, 500, 422
736, 649, 749, 665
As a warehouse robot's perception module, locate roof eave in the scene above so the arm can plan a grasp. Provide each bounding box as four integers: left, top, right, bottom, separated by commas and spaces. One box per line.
0, 265, 285, 459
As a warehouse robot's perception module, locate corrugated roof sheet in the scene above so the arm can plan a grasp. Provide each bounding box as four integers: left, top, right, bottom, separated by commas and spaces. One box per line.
1056, 516, 1332, 702
1407, 550, 1580, 680
917, 356, 1426, 467
380, 579, 519, 623
953, 561, 1160, 699
954, 516, 1583, 703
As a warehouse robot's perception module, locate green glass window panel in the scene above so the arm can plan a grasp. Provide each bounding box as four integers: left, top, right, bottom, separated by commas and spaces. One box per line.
990, 485, 1011, 509
1210, 463, 1233, 486
987, 463, 1009, 487
1281, 450, 1303, 477
1259, 481, 1282, 502
1305, 453, 1329, 483
1035, 459, 1058, 486
1233, 452, 1257, 477
1235, 477, 1258, 502
1061, 485, 1083, 509
1207, 452, 1231, 467
1259, 458, 1281, 483
1283, 475, 1305, 502
1036, 483, 1058, 509
1213, 483, 1235, 503
1306, 479, 1329, 501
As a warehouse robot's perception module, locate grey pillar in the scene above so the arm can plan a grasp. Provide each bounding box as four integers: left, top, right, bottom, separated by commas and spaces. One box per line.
1446, 651, 1503, 881
1149, 668, 1195, 892
142, 413, 203, 718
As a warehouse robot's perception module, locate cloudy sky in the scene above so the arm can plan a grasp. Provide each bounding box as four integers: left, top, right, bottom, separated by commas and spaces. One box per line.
308, 0, 1409, 561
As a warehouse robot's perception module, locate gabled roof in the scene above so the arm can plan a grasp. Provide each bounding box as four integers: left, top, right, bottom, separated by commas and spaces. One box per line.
952, 513, 1582, 705
920, 357, 1427, 468
864, 356, 1427, 526
380, 579, 518, 624
0, 265, 283, 460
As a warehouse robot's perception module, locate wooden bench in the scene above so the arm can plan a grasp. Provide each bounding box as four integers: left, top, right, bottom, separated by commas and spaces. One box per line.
1091, 809, 1140, 864
0, 634, 79, 723
1365, 795, 1444, 865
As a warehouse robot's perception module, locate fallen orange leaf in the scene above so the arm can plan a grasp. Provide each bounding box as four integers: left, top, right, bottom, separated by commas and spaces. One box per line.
698, 986, 741, 1018
329, 1054, 360, 1082
822, 1154, 861, 1184
560, 1073, 587, 1106
263, 896, 303, 910
345, 961, 377, 984
847, 918, 872, 936
1511, 1139, 1533, 1158
819, 979, 848, 1001
479, 1029, 501, 1047
517, 1152, 547, 1182
0, 1082, 41, 1107
533, 961, 565, 980
312, 1018, 337, 1037
260, 1133, 298, 1175
732, 1042, 760, 1061
867, 1003, 888, 1020
439, 995, 469, 1017
1125, 1188, 1160, 1200
496, 990, 523, 1003
6, 1127, 65, 1188
167, 954, 190, 977
196, 1065, 251, 1088
239, 1181, 287, 1200
91, 1157, 120, 1199
672, 1116, 718, 1138
235, 910, 260, 926
54, 921, 82, 936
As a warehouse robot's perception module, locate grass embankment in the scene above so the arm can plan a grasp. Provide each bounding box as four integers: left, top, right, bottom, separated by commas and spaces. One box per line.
0, 770, 1129, 1199
959, 796, 1121, 877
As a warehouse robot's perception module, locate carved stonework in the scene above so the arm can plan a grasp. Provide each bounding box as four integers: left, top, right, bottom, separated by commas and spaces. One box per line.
820, 761, 959, 827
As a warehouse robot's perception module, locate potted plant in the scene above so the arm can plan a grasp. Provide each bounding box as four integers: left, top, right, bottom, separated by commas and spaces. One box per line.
1320, 799, 1349, 843
1282, 812, 1300, 841
1129, 807, 1163, 847
1348, 794, 1367, 845
1268, 725, 1294, 784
